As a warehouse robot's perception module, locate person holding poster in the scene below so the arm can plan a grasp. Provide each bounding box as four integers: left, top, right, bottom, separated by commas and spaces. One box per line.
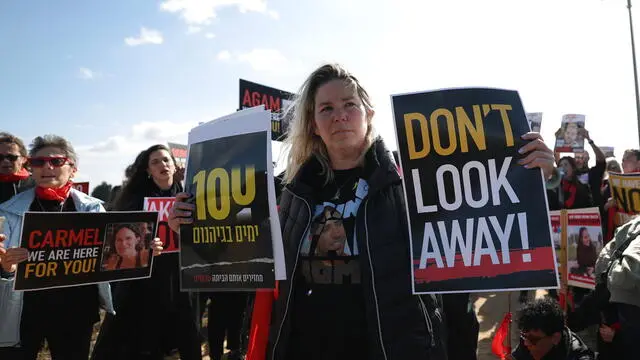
621, 149, 640, 173
169, 64, 556, 360
0, 135, 119, 359
548, 157, 593, 210
92, 144, 201, 360
602, 150, 640, 242
0, 132, 33, 204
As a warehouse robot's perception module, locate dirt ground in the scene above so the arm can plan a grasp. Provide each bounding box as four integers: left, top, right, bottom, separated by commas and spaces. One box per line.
35, 290, 597, 360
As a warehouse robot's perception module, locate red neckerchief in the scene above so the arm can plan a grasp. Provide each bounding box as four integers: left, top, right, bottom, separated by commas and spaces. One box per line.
0, 168, 29, 183
562, 179, 577, 209
35, 181, 73, 202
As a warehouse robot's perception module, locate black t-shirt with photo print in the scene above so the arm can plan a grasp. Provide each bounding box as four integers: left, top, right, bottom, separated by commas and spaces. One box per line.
287, 167, 370, 360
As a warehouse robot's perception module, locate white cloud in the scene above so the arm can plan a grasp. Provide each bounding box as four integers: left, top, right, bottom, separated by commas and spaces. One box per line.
267, 10, 279, 19
159, 0, 278, 25
217, 50, 231, 60
237, 48, 287, 71
187, 25, 202, 34
75, 120, 197, 184
78, 67, 100, 80
124, 27, 164, 46
205, 32, 216, 39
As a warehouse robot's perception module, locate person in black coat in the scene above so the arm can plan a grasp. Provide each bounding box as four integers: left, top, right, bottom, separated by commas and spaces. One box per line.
170, 63, 558, 360
92, 144, 201, 360
548, 156, 593, 210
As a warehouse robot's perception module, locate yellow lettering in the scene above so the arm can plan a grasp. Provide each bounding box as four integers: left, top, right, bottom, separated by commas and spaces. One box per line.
207, 168, 230, 220
456, 105, 487, 152
193, 170, 206, 220
429, 108, 456, 156
404, 112, 430, 160
491, 104, 514, 147
232, 166, 255, 205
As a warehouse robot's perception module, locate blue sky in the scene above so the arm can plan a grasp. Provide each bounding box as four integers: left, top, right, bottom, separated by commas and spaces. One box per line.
1, 0, 639, 189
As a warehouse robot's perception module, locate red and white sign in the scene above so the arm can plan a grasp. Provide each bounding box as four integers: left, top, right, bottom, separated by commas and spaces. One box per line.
73, 182, 89, 195
566, 207, 602, 289
143, 197, 179, 253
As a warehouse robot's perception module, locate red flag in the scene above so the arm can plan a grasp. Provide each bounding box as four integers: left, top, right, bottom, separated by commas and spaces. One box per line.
246, 282, 279, 360
492, 312, 512, 359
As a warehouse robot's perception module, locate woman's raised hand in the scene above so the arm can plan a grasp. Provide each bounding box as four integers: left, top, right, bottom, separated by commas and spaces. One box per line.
168, 192, 195, 233
518, 132, 556, 179
151, 238, 164, 256
0, 234, 28, 272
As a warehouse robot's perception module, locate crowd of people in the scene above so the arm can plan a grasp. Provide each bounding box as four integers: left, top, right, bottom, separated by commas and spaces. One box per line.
0, 63, 638, 359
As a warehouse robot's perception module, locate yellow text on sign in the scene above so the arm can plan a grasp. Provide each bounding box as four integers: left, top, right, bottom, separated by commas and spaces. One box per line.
404, 104, 515, 160
192, 166, 256, 220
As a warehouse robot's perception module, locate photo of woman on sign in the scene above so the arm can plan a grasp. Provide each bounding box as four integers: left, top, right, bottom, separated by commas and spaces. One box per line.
101, 222, 152, 271
569, 226, 600, 278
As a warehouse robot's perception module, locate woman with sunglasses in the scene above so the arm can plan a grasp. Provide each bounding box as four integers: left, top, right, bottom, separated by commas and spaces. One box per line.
92, 145, 201, 360
0, 132, 33, 204
0, 135, 162, 359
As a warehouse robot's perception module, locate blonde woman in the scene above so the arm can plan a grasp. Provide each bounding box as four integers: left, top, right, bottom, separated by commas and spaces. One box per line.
169, 64, 556, 360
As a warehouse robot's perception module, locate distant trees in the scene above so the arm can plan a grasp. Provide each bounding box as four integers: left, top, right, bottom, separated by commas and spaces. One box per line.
91, 181, 113, 202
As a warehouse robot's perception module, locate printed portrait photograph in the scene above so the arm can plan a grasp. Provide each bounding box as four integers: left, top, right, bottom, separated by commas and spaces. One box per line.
306, 206, 350, 257
567, 226, 603, 279
561, 121, 583, 147
100, 222, 154, 272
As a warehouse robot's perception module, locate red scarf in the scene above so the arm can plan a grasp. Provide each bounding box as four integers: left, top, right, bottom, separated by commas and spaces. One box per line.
562, 179, 577, 209
0, 168, 29, 183
35, 181, 73, 202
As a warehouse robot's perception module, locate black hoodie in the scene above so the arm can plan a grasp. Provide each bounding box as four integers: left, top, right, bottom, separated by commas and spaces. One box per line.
512, 327, 595, 360
92, 180, 202, 360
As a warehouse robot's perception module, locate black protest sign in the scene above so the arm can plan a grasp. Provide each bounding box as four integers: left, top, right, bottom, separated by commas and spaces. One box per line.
393, 88, 558, 294
14, 211, 158, 291
239, 79, 294, 141
181, 131, 274, 290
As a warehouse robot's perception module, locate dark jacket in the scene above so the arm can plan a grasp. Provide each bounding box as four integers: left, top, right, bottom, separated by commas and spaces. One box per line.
92, 180, 201, 360
268, 138, 447, 360
0, 177, 34, 204
576, 160, 606, 209
512, 327, 594, 360
546, 180, 593, 210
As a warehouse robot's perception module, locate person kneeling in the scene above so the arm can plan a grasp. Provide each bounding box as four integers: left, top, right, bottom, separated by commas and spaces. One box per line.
511, 298, 594, 360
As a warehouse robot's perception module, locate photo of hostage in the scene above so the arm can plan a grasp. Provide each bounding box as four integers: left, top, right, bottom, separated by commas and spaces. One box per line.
308, 206, 350, 259
557, 121, 584, 149
101, 222, 152, 271
569, 227, 598, 278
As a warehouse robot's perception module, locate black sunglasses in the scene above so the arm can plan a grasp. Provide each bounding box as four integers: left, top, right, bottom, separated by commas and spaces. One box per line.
0, 154, 20, 162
